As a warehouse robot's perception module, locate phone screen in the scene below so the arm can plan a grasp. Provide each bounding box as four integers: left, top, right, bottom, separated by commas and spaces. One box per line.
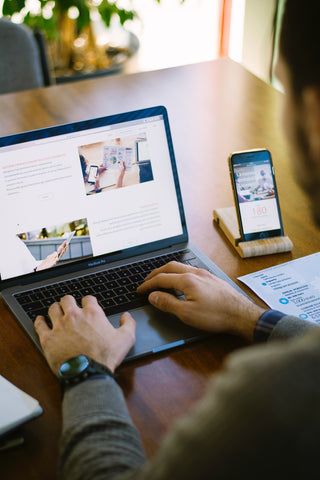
58, 231, 76, 260
229, 149, 283, 242
88, 165, 98, 184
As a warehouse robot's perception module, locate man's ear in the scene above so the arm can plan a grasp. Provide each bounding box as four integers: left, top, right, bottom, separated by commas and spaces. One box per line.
301, 87, 320, 159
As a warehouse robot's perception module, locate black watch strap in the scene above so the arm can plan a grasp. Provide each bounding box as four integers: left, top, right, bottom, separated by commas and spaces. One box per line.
58, 356, 114, 394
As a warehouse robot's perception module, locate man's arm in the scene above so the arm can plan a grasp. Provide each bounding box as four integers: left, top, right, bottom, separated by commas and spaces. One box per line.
34, 264, 319, 480
61, 327, 320, 480
34, 295, 146, 480
137, 261, 266, 342
60, 378, 145, 480
137, 262, 318, 343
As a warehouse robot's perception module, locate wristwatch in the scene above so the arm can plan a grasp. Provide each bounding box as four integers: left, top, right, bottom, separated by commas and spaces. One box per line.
58, 355, 114, 391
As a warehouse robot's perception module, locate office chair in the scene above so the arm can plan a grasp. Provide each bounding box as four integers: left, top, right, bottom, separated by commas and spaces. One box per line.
0, 18, 51, 94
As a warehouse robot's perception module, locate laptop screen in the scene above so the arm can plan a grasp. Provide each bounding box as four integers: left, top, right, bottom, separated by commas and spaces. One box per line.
0, 106, 186, 284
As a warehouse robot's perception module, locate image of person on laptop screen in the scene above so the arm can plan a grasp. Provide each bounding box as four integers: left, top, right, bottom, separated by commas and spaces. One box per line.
1, 235, 67, 279
80, 153, 126, 193
34, 1, 320, 478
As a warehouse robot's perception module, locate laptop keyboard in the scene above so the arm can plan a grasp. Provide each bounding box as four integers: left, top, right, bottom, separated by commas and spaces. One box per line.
14, 249, 203, 324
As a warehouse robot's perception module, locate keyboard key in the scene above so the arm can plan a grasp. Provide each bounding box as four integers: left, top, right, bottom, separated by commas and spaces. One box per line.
118, 277, 131, 286
153, 260, 165, 268
30, 291, 44, 301
27, 307, 48, 321
81, 279, 95, 287
126, 291, 140, 301
43, 298, 56, 307
15, 294, 31, 305
101, 290, 115, 299
71, 292, 82, 304
94, 284, 106, 292
94, 276, 105, 285
24, 301, 43, 312
129, 265, 143, 274
105, 280, 118, 290
130, 273, 144, 284
141, 263, 154, 274
44, 289, 58, 298
114, 295, 128, 305
104, 271, 119, 281
126, 282, 139, 292
101, 298, 116, 309
113, 286, 128, 296
79, 287, 94, 297
56, 286, 70, 295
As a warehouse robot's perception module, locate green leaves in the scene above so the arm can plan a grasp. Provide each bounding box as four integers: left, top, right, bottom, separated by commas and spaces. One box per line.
71, 1, 91, 32
2, 0, 186, 35
2, 0, 26, 16
98, 0, 136, 28
23, 11, 58, 39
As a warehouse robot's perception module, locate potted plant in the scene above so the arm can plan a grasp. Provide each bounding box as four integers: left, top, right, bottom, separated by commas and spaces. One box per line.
2, 0, 185, 79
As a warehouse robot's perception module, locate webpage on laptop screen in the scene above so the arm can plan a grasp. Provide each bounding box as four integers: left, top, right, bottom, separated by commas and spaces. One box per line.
0, 115, 183, 281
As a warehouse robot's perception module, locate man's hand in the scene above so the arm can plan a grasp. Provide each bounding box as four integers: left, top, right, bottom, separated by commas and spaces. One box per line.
56, 240, 68, 260
116, 160, 127, 188
36, 240, 67, 271
36, 251, 59, 271
138, 262, 266, 342
34, 295, 136, 375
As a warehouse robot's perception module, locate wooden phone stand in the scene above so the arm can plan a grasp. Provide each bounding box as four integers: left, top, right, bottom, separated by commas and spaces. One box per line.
213, 206, 293, 258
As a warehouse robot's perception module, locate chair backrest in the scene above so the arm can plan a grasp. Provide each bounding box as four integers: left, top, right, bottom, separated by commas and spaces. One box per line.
0, 18, 50, 94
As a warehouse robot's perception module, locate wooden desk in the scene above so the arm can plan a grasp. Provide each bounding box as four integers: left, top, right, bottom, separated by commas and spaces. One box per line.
1, 58, 319, 479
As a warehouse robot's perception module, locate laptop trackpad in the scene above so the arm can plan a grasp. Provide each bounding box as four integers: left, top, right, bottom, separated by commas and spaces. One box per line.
108, 304, 206, 361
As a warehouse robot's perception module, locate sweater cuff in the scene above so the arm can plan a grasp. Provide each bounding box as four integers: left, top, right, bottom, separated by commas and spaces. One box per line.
254, 309, 286, 343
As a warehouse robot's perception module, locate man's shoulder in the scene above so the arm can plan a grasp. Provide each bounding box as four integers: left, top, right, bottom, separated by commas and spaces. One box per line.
203, 328, 320, 430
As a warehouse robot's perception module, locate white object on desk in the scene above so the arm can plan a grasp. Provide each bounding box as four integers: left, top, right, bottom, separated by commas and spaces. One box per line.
213, 206, 293, 258
238, 252, 320, 323
0, 375, 42, 437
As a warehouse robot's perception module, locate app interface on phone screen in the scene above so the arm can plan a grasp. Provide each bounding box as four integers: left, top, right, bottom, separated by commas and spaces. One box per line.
233, 154, 281, 235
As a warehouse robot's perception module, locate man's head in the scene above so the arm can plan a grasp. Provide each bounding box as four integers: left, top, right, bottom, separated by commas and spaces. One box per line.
277, 0, 320, 224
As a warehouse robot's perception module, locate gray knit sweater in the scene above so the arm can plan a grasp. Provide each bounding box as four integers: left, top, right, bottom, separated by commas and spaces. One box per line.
60, 316, 320, 479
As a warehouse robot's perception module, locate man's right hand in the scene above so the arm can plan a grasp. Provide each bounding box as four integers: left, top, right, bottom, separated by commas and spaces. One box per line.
138, 262, 266, 342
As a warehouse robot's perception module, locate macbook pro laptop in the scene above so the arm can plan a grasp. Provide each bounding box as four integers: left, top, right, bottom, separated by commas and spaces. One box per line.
0, 106, 245, 361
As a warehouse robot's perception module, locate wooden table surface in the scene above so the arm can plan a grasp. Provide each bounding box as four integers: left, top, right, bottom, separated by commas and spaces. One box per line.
1, 58, 318, 479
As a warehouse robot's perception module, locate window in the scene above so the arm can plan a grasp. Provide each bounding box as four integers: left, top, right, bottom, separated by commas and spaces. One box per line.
125, 0, 221, 73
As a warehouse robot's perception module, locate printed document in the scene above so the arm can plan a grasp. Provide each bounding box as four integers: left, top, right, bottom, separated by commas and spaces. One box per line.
238, 252, 320, 323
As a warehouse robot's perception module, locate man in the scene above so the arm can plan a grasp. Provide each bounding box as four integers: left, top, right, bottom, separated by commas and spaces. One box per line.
34, 1, 320, 478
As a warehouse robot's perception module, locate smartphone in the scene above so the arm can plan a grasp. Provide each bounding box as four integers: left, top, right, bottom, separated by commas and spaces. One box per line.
87, 165, 98, 184
228, 149, 283, 242
58, 231, 76, 260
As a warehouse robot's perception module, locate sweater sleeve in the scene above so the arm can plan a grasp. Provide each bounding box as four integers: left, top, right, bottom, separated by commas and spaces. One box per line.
254, 309, 320, 343
269, 314, 320, 340
60, 376, 146, 480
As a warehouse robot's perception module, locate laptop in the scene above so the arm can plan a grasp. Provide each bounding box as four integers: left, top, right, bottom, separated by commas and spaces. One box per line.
0, 106, 245, 361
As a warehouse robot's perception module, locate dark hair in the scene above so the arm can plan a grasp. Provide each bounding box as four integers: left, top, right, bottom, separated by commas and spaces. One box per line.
280, 0, 320, 97
79, 154, 87, 178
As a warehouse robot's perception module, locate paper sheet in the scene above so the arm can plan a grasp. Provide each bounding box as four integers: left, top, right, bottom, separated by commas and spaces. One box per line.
238, 252, 320, 323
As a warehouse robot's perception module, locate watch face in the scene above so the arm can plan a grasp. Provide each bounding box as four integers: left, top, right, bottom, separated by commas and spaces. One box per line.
59, 355, 90, 379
